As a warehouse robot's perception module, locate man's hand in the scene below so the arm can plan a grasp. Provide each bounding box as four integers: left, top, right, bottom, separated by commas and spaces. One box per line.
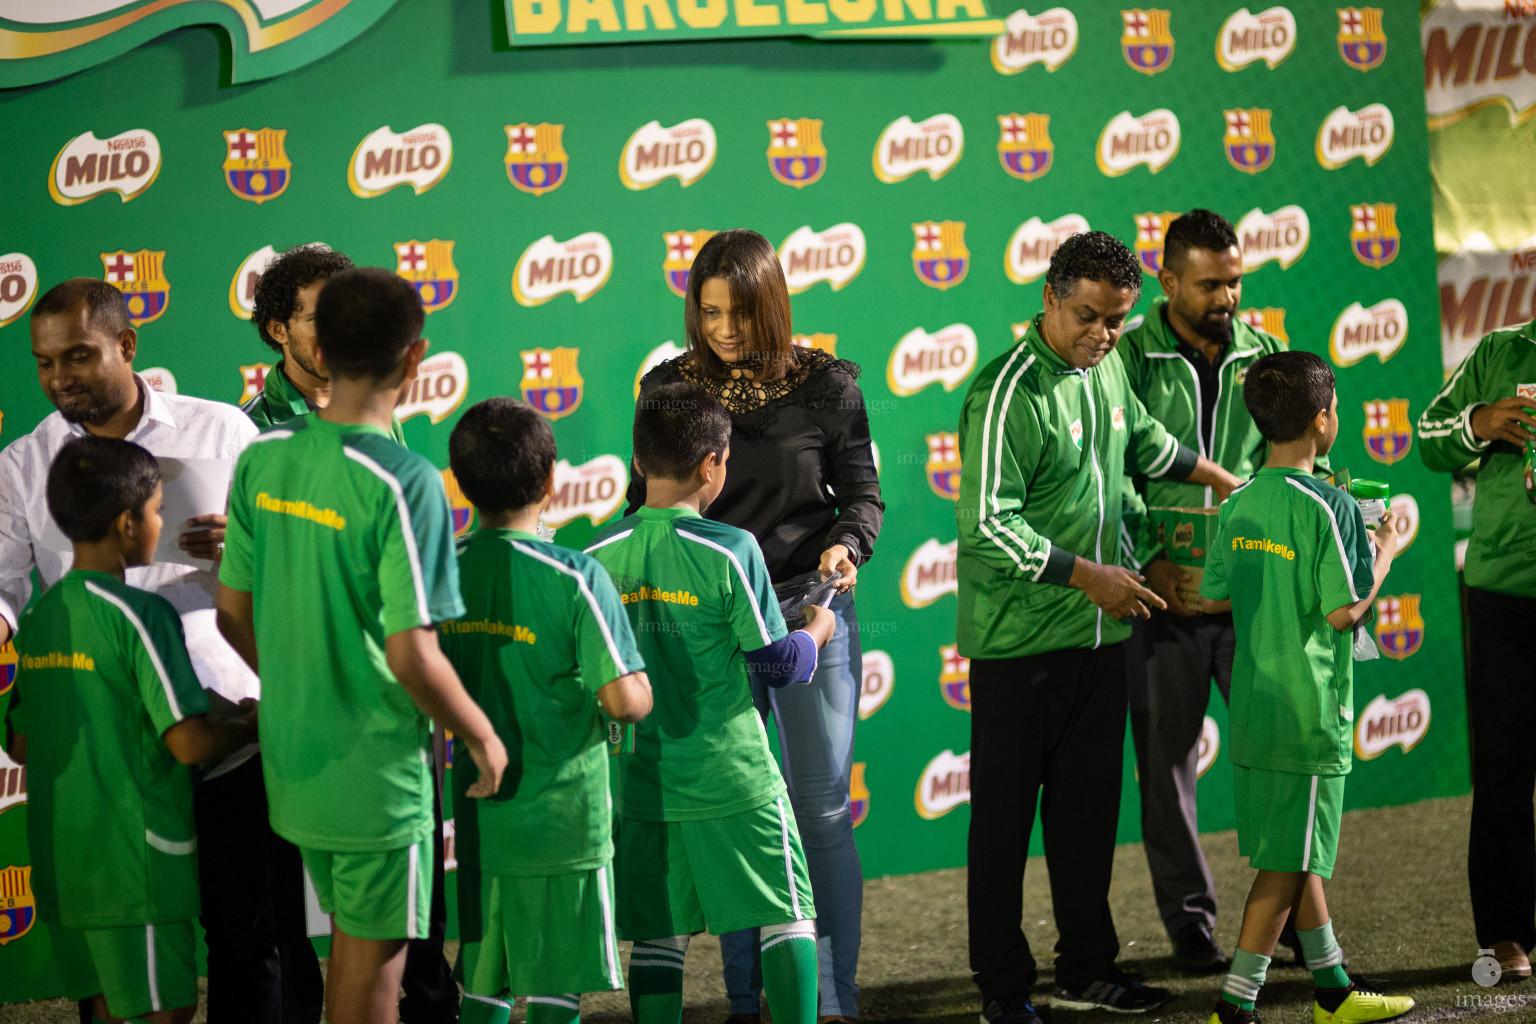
1187, 456, 1243, 502
1470, 397, 1536, 447
1145, 558, 1197, 618
462, 735, 508, 799
1069, 558, 1167, 619
180, 514, 227, 562
819, 544, 857, 592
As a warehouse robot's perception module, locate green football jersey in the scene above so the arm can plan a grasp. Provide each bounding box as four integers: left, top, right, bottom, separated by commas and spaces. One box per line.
220, 414, 464, 852
6, 571, 208, 928
1200, 468, 1376, 775
585, 506, 788, 821
441, 529, 644, 876
242, 360, 406, 443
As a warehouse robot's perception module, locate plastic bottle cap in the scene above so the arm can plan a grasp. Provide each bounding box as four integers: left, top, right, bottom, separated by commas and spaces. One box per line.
1351, 479, 1390, 500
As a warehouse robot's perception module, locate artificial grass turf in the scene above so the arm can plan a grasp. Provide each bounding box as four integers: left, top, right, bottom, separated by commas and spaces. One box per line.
0, 795, 1507, 1023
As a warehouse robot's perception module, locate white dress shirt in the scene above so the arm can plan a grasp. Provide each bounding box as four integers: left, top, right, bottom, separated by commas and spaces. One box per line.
0, 374, 260, 777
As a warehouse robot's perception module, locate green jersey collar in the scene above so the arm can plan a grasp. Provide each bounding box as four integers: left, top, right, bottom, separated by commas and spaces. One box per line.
264, 360, 317, 419
303, 412, 393, 439
636, 505, 703, 521
1021, 315, 1078, 375
487, 527, 543, 543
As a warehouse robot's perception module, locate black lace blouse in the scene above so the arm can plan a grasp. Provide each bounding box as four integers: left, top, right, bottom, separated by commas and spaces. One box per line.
625, 348, 885, 583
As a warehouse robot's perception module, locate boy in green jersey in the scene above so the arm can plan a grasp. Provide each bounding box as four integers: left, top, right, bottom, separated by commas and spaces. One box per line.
585, 383, 834, 1024
216, 268, 507, 1024
1198, 352, 1410, 1024
5, 437, 255, 1024
440, 397, 653, 1024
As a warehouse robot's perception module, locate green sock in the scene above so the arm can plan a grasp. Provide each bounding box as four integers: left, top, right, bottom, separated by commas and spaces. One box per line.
629, 939, 688, 1024
760, 927, 818, 1024
527, 994, 581, 1024
1220, 947, 1271, 1012
1297, 921, 1352, 989
460, 994, 513, 1024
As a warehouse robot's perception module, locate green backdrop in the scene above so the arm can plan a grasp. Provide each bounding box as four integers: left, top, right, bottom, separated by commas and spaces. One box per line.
0, 0, 1466, 1003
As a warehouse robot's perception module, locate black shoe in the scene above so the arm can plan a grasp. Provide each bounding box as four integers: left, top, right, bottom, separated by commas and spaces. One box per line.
1174, 922, 1231, 973
980, 995, 1043, 1024
1054, 973, 1171, 1013
1206, 1000, 1261, 1024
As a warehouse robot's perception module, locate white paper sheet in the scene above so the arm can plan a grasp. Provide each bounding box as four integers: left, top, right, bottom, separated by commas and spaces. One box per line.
153, 457, 235, 568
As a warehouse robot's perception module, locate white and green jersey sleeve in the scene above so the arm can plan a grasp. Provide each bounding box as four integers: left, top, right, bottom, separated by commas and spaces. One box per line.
1202, 468, 1375, 775
220, 413, 463, 852
443, 529, 642, 877
9, 571, 207, 928
586, 506, 787, 822
1416, 320, 1536, 597
955, 316, 1198, 660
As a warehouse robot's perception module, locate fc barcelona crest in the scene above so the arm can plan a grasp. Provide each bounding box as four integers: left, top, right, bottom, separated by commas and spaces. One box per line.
1223, 108, 1275, 175
101, 250, 169, 326
1363, 398, 1412, 464
238, 363, 271, 405
394, 239, 459, 313
911, 221, 969, 291
849, 762, 869, 828
1350, 203, 1399, 268
1133, 212, 1179, 275
1338, 7, 1386, 72
0, 865, 35, 946
222, 128, 290, 204
504, 123, 569, 196
997, 113, 1053, 182
521, 347, 584, 420
793, 333, 838, 356
1239, 308, 1289, 343
1374, 594, 1424, 660
939, 643, 971, 712
0, 641, 14, 698
767, 118, 827, 189
442, 470, 474, 537
662, 230, 717, 299
1121, 9, 1174, 75
926, 433, 961, 501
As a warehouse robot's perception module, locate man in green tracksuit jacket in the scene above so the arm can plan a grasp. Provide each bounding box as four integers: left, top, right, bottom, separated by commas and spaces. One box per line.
1417, 320, 1536, 980
1116, 210, 1310, 973
956, 231, 1239, 1024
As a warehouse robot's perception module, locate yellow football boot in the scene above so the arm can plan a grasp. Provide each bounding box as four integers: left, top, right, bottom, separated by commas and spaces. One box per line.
1313, 987, 1415, 1023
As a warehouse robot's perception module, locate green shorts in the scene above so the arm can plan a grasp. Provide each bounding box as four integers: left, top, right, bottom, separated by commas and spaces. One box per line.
1234, 766, 1346, 878
49, 919, 197, 1019
615, 795, 815, 940
456, 862, 623, 996
300, 831, 433, 940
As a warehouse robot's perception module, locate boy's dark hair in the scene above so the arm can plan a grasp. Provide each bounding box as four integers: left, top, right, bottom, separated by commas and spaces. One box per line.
634, 382, 731, 481
314, 267, 423, 380
32, 278, 130, 337
251, 244, 354, 352
1243, 351, 1337, 444
449, 398, 556, 514
1046, 231, 1143, 301
47, 436, 161, 543
1163, 209, 1239, 272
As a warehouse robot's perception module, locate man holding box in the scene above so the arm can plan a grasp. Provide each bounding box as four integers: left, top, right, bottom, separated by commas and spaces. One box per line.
957, 231, 1239, 1023
1117, 210, 1306, 972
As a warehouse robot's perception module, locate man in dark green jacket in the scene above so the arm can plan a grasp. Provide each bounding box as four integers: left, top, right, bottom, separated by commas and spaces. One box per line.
1116, 210, 1293, 973
1418, 320, 1536, 981
957, 232, 1239, 1024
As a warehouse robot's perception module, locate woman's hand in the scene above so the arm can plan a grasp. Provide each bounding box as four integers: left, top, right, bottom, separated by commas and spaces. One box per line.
819, 544, 857, 592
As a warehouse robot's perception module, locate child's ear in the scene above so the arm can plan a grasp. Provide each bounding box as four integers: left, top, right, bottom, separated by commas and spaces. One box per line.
540, 464, 556, 505
114, 506, 138, 542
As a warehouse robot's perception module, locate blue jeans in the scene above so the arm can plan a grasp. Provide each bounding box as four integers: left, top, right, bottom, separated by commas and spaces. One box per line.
721, 591, 864, 1018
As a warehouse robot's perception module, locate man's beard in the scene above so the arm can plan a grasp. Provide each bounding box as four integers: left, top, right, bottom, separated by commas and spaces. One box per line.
55, 389, 124, 425
290, 346, 328, 382
1193, 310, 1234, 347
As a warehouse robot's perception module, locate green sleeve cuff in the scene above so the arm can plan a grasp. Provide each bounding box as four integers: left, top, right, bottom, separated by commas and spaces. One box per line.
1039, 543, 1077, 586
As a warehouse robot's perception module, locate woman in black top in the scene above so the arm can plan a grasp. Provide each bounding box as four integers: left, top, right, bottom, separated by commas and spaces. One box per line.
628, 229, 883, 1022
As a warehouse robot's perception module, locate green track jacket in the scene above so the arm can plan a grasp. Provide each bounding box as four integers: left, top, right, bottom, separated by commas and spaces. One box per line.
1417, 321, 1536, 598
956, 316, 1198, 660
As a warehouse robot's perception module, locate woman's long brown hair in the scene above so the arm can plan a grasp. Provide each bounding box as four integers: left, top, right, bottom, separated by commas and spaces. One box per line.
683, 229, 796, 383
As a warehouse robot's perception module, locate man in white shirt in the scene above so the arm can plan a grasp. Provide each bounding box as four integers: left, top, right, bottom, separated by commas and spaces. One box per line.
0, 279, 290, 1022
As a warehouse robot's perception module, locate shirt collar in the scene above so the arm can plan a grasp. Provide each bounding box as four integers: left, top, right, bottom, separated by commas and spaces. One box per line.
65, 373, 174, 440
266, 360, 317, 417
1021, 314, 1079, 375
636, 505, 703, 521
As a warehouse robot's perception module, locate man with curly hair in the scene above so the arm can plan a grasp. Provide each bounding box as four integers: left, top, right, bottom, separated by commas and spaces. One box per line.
245, 244, 403, 443
956, 232, 1240, 1023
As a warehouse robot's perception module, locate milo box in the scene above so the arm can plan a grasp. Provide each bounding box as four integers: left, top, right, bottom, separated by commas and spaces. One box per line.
1149, 506, 1219, 607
